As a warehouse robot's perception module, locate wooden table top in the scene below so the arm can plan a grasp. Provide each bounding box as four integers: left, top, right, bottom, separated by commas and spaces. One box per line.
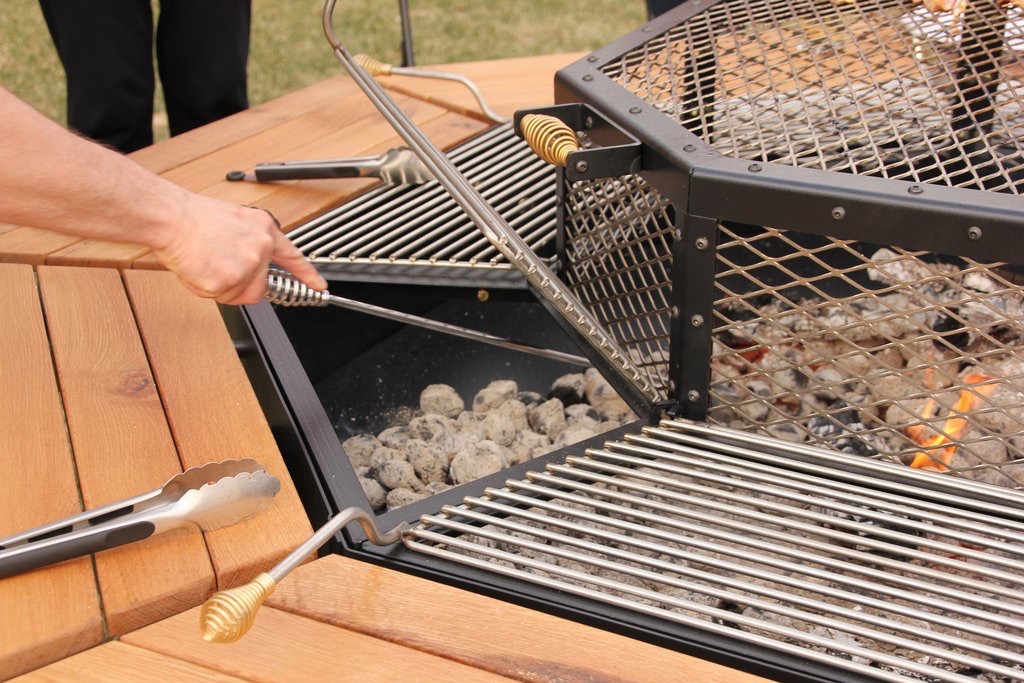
0, 53, 765, 682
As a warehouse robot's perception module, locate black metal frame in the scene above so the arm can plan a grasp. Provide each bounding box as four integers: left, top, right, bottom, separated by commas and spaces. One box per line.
228, 297, 874, 683
522, 0, 1024, 421
224, 4, 1023, 680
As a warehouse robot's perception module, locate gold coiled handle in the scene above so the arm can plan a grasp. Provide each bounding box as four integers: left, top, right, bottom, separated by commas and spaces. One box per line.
354, 53, 393, 76
200, 572, 277, 643
520, 114, 579, 168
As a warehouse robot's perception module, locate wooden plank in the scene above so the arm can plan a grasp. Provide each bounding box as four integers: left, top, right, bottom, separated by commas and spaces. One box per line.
37, 266, 216, 637
0, 264, 102, 680
129, 76, 361, 175
14, 641, 246, 683
158, 92, 444, 193
45, 241, 150, 269
122, 270, 311, 587
379, 52, 585, 120
267, 555, 769, 683
129, 100, 488, 269
0, 227, 81, 266
122, 604, 513, 682
232, 110, 490, 230
0, 222, 18, 236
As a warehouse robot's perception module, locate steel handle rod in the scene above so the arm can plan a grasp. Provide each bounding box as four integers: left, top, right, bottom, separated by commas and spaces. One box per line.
321, 0, 657, 410
265, 272, 590, 367
354, 53, 509, 124
200, 508, 408, 643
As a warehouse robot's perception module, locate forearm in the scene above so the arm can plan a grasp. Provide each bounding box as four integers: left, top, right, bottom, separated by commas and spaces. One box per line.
0, 86, 325, 305
0, 86, 180, 250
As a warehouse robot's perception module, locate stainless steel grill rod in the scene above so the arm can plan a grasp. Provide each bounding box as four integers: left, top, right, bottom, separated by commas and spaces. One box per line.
515, 472, 1024, 608
321, 0, 657, 411
545, 459, 1024, 587
265, 272, 589, 366
595, 443, 1024, 554
472, 486, 1017, 628
406, 529, 983, 683
663, 419, 1024, 513
623, 431, 1024, 543
431, 507, 1021, 672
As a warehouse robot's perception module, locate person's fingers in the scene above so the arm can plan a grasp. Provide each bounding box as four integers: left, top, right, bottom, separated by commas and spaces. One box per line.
270, 230, 327, 291
224, 260, 273, 305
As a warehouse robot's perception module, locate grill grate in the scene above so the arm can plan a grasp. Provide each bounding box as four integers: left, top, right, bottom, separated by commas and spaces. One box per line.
601, 0, 1024, 193
561, 173, 676, 398
286, 123, 558, 288
710, 226, 1024, 489
553, 0, 1024, 488
406, 418, 1024, 682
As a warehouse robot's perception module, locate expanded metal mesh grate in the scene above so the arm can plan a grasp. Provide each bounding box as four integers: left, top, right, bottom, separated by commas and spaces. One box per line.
602, 0, 1024, 193
561, 173, 675, 397
559, 177, 1024, 488
406, 418, 1024, 682
286, 123, 557, 288
553, 0, 1024, 488
711, 226, 1024, 489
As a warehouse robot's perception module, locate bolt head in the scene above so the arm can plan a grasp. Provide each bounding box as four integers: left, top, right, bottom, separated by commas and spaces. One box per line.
574, 160, 589, 174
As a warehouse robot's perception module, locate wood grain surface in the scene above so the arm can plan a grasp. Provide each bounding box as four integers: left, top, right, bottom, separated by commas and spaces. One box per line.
0, 264, 102, 680
122, 270, 312, 587
12, 640, 246, 683
121, 603, 514, 682
264, 555, 769, 683
37, 266, 215, 637
0, 227, 81, 266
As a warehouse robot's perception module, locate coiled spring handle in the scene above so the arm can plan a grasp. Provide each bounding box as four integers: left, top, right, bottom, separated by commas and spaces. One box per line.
519, 114, 580, 168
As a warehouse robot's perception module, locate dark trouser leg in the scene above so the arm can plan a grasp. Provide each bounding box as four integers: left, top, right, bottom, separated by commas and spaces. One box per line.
646, 0, 684, 18
156, 0, 251, 137
38, 0, 155, 153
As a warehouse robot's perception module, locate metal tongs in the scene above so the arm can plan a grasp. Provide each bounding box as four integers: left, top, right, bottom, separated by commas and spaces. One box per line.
226, 147, 433, 185
265, 269, 589, 366
0, 459, 280, 579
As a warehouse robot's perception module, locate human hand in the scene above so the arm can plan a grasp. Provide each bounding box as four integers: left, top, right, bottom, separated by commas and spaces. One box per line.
149, 189, 327, 305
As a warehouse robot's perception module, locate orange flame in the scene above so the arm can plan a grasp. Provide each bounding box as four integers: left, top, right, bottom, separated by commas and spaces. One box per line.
908, 372, 996, 471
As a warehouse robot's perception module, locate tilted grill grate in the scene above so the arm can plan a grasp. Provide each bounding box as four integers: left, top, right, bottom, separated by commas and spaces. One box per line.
561, 173, 675, 399
406, 418, 1024, 682
286, 123, 558, 288
601, 0, 1024, 193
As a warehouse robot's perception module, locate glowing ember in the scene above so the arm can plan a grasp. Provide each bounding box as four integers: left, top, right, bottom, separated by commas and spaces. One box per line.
907, 372, 997, 471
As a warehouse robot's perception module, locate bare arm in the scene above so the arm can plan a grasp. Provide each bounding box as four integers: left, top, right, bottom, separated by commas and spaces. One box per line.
0, 87, 326, 304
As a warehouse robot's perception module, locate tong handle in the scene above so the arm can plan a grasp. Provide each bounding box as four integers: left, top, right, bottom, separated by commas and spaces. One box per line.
0, 519, 156, 579
253, 156, 382, 181
0, 490, 156, 550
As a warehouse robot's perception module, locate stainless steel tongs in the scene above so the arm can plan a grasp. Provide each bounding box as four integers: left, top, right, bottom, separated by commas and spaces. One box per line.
226, 147, 433, 185
0, 459, 280, 579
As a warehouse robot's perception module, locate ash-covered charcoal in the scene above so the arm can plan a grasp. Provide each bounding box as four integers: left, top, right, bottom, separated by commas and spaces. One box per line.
807, 401, 878, 456
343, 371, 636, 512
548, 373, 586, 406
931, 313, 972, 351
819, 502, 924, 561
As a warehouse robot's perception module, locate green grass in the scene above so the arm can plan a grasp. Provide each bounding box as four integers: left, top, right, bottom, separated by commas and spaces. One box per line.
0, 1, 646, 139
